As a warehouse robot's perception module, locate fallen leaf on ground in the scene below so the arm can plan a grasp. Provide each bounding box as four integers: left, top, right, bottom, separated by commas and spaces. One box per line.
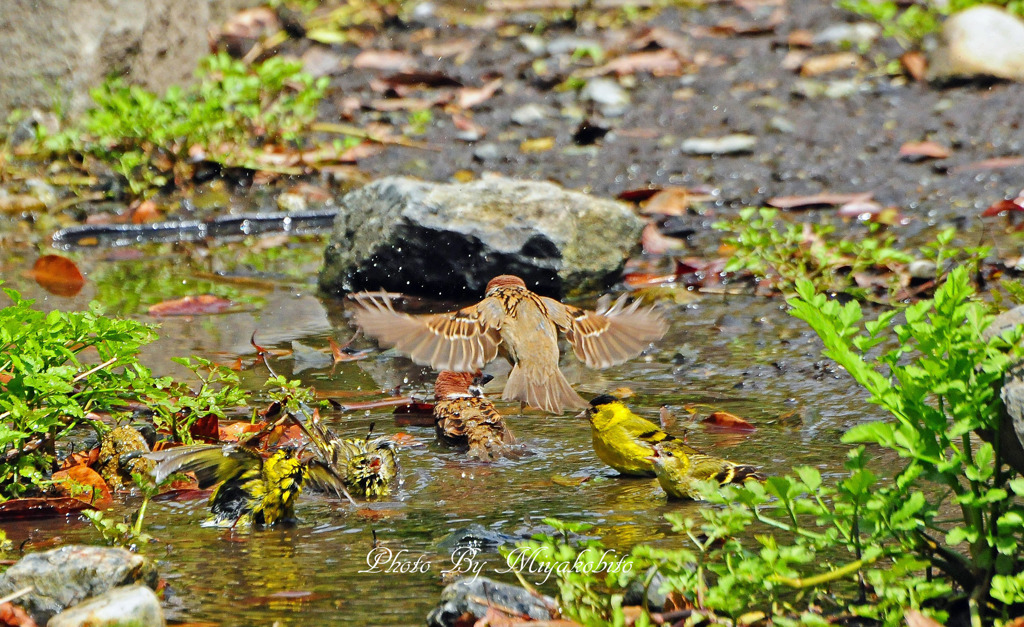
799, 52, 863, 77
641, 187, 692, 216
767, 192, 873, 209
0, 497, 93, 520
457, 78, 502, 109
131, 199, 161, 224
952, 157, 1024, 173
641, 223, 687, 255
220, 421, 264, 442
353, 49, 416, 72
901, 51, 927, 81
787, 29, 813, 47
148, 295, 232, 317
520, 137, 555, 153
703, 411, 755, 431
28, 255, 85, 297
982, 198, 1024, 217
899, 141, 950, 160
0, 600, 38, 627
591, 49, 685, 77
382, 70, 463, 88
60, 447, 100, 470
52, 465, 112, 508
189, 414, 220, 444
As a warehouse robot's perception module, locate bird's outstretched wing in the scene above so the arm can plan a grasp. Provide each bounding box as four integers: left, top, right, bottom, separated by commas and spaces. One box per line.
145, 444, 261, 488
348, 291, 505, 372
543, 295, 668, 369
304, 459, 357, 505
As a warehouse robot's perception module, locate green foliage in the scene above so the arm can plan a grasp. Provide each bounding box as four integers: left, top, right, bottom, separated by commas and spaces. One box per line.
0, 286, 248, 499
0, 287, 157, 499
838, 0, 1024, 45
38, 52, 328, 197
84, 473, 157, 548
714, 208, 988, 301
537, 268, 1024, 626
406, 109, 434, 136
715, 207, 913, 298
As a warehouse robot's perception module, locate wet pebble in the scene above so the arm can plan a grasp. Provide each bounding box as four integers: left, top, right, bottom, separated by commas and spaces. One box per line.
580, 77, 630, 117
769, 116, 796, 134
681, 133, 757, 155
813, 22, 880, 46
472, 143, 502, 162
427, 578, 555, 627
510, 103, 549, 126
928, 5, 1024, 82
48, 586, 164, 627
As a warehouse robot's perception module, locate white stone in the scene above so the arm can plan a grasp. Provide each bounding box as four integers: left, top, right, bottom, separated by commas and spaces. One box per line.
928, 6, 1024, 82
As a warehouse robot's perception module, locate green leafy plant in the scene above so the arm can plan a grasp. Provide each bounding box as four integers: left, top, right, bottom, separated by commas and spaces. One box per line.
84, 472, 157, 548
0, 286, 158, 499
37, 52, 328, 197
714, 208, 988, 301
146, 357, 246, 444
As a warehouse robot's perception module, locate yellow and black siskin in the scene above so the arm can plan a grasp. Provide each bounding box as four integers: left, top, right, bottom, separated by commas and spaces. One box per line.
582, 394, 702, 476
647, 442, 762, 500
146, 443, 351, 528
289, 404, 400, 498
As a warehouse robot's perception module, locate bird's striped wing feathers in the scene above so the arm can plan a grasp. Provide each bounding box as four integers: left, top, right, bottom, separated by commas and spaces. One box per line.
349, 291, 504, 372
543, 295, 668, 369
145, 444, 261, 488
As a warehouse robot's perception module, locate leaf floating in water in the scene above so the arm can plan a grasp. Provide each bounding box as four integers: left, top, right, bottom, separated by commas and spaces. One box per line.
703, 411, 756, 432
982, 198, 1024, 217
659, 406, 677, 430
551, 474, 591, 487
189, 414, 220, 444
0, 497, 93, 520
148, 295, 232, 317
29, 255, 85, 297
52, 465, 112, 508
767, 192, 873, 210
393, 402, 436, 427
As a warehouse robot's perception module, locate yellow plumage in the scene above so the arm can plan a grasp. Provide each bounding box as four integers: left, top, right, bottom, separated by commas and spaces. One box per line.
584, 395, 761, 497
146, 443, 349, 528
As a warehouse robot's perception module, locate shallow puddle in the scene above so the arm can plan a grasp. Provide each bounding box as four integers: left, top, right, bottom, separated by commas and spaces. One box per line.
1, 238, 888, 625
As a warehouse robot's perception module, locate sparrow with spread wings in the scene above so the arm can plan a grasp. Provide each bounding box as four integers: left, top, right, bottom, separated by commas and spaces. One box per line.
349, 275, 668, 414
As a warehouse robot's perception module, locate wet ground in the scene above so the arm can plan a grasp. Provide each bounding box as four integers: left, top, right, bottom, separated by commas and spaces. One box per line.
3, 0, 1024, 624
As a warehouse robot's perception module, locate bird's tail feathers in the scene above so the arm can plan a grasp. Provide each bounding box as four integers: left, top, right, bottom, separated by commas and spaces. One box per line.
503, 364, 588, 414
718, 464, 763, 485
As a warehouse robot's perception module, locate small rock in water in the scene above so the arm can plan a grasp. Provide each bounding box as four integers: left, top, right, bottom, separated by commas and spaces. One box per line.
928, 6, 1024, 82
813, 22, 880, 46
472, 143, 502, 162
681, 133, 757, 155
769, 116, 796, 134
0, 546, 158, 625
510, 103, 549, 126
47, 585, 164, 627
426, 577, 555, 627
291, 340, 334, 373
580, 78, 631, 117
436, 524, 521, 553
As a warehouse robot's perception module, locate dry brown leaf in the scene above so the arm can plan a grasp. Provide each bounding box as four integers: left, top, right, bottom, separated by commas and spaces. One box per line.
767, 192, 873, 209
703, 411, 756, 431
952, 156, 1024, 173
641, 223, 686, 255
353, 49, 416, 72
593, 49, 684, 77
148, 295, 232, 317
0, 194, 46, 215
641, 187, 692, 216
131, 199, 160, 224
421, 38, 479, 60
787, 29, 814, 47
53, 465, 112, 508
457, 78, 503, 109
899, 141, 950, 160
29, 255, 85, 297
901, 51, 927, 81
799, 52, 863, 77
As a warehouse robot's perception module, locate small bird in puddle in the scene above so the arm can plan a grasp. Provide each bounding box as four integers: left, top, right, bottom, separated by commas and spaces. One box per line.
349, 275, 667, 414
648, 442, 761, 500
433, 370, 520, 462
289, 404, 401, 498
146, 443, 352, 528
583, 395, 760, 495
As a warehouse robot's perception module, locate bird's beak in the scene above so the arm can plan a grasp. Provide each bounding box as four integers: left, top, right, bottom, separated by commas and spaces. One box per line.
480, 373, 494, 385
575, 408, 589, 420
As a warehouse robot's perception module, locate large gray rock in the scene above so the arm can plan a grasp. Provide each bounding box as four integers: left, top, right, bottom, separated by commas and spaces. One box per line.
0, 0, 257, 116
426, 577, 556, 627
320, 177, 644, 299
48, 585, 164, 627
928, 6, 1024, 83
983, 305, 1024, 475
0, 545, 158, 625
